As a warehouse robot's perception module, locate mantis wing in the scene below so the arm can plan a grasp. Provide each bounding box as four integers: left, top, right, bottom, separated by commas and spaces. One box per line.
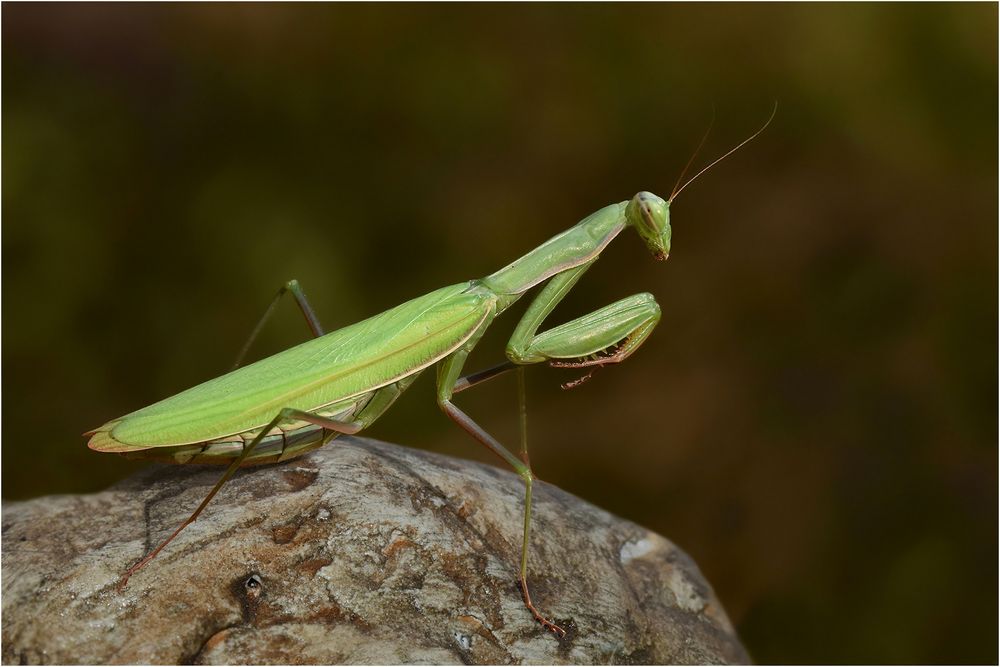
89, 282, 496, 450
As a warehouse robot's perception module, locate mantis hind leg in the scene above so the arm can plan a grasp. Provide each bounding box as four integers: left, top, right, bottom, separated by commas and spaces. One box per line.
232, 279, 324, 370
116, 409, 362, 590
116, 373, 423, 590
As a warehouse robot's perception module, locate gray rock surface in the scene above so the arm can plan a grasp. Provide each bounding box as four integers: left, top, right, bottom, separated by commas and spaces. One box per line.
2, 437, 748, 664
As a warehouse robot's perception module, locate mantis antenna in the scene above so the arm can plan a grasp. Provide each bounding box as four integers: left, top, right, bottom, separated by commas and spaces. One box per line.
669, 101, 778, 203
670, 106, 716, 201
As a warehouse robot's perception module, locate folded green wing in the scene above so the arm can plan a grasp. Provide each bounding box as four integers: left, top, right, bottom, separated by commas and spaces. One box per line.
91, 281, 495, 449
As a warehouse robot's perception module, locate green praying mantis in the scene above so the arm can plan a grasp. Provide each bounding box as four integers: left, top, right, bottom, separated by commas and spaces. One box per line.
86, 110, 773, 638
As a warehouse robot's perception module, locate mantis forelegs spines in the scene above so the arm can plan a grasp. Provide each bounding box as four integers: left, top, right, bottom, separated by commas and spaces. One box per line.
506, 259, 661, 389
506, 258, 661, 363
517, 293, 661, 365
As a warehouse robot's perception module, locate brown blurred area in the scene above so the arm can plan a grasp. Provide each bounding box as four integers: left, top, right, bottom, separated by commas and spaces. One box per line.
2, 4, 996, 663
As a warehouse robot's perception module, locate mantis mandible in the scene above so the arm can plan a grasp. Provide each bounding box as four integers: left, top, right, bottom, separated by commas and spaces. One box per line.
86, 111, 773, 638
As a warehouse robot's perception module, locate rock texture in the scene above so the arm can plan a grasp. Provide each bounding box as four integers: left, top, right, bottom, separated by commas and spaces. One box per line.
2, 437, 748, 664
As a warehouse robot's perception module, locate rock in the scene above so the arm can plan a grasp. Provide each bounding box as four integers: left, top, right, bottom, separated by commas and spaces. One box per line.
1, 437, 748, 664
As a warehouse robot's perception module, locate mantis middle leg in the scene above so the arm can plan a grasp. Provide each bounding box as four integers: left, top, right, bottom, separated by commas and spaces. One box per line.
437, 330, 568, 637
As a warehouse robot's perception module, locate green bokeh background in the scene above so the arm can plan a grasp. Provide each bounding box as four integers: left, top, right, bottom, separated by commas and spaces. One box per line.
3, 4, 996, 663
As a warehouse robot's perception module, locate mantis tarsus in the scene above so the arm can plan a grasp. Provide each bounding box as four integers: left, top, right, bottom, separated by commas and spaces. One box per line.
86, 110, 772, 638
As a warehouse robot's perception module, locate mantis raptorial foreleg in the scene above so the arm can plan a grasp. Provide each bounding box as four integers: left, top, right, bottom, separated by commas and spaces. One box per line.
525, 293, 660, 363
506, 261, 661, 386
232, 279, 324, 370
506, 262, 596, 361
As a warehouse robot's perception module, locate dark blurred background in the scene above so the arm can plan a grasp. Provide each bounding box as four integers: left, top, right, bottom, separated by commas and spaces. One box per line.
3, 4, 996, 663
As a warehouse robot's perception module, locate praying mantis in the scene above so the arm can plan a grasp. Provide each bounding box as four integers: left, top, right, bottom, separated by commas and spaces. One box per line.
86, 110, 772, 638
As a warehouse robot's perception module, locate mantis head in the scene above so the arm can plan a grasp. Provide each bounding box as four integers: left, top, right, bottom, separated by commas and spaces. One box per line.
626, 105, 776, 265
625, 191, 670, 261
